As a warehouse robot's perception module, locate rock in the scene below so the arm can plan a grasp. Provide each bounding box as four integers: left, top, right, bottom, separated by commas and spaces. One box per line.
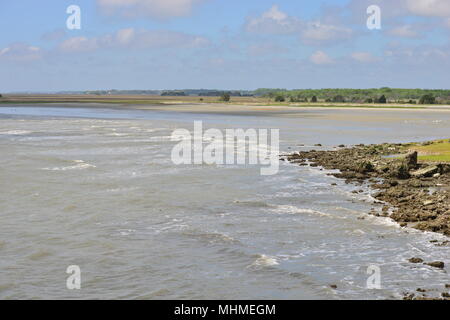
416, 288, 427, 293
403, 293, 415, 300
423, 200, 434, 206
329, 284, 337, 289
314, 144, 322, 147
408, 257, 424, 263
442, 292, 450, 298
357, 161, 374, 173
389, 180, 399, 187
445, 284, 450, 288
405, 151, 418, 168
411, 166, 439, 178
389, 162, 410, 179
433, 173, 441, 178
338, 144, 345, 148
425, 261, 445, 269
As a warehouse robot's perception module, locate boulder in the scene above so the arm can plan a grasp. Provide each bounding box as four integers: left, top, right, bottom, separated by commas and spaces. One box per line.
390, 162, 410, 179
405, 151, 418, 168
411, 166, 439, 178
425, 261, 445, 269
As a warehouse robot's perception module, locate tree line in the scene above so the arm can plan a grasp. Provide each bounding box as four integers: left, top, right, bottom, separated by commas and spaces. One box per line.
256, 88, 450, 104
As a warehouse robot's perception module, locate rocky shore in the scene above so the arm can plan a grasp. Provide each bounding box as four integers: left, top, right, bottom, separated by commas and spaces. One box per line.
283, 141, 450, 235
283, 140, 450, 300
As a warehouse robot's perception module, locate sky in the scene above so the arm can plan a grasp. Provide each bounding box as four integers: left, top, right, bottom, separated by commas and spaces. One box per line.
0, 0, 449, 92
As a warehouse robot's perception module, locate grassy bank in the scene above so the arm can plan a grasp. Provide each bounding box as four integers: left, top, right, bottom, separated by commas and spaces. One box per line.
403, 139, 450, 163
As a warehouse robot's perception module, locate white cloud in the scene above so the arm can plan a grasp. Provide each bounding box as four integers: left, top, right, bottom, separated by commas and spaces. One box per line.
384, 43, 450, 64
245, 5, 353, 45
97, 0, 206, 19
348, 0, 450, 25
406, 0, 450, 17
0, 43, 42, 62
58, 28, 210, 53
245, 5, 301, 34
351, 52, 378, 63
310, 51, 334, 65
59, 37, 99, 52
388, 25, 420, 38
301, 22, 353, 44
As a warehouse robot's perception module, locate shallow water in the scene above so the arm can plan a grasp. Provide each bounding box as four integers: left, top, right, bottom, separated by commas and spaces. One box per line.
0, 105, 449, 299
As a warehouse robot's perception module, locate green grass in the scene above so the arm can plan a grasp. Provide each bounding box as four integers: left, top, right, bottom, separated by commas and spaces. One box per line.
418, 154, 450, 162
404, 139, 450, 163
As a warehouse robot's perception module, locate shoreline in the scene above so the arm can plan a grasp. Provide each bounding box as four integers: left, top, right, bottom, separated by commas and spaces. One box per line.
284, 141, 450, 236
2, 102, 450, 116
284, 140, 450, 300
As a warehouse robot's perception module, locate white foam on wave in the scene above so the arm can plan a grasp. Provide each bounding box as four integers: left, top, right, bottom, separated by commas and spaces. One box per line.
42, 160, 96, 171
363, 214, 402, 229
118, 229, 136, 236
106, 132, 129, 137
0, 130, 32, 135
250, 254, 280, 267
271, 205, 334, 218
149, 135, 174, 142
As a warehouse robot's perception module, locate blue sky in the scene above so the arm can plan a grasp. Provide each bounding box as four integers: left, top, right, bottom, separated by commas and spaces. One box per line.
1, 0, 449, 92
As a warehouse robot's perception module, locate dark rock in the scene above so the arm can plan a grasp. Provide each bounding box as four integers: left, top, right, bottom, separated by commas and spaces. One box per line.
425, 261, 445, 269
405, 151, 418, 168
408, 257, 424, 263
392, 163, 410, 179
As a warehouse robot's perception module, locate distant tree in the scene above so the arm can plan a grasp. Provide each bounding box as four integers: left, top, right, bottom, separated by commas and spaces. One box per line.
0, 94, 2, 98
365, 98, 373, 103
419, 94, 435, 105
325, 98, 332, 102
311, 96, 318, 103
332, 95, 345, 103
377, 95, 387, 104
274, 95, 286, 102
220, 92, 231, 102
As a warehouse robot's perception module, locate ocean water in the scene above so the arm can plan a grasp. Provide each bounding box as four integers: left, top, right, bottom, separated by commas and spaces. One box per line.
0, 105, 449, 299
